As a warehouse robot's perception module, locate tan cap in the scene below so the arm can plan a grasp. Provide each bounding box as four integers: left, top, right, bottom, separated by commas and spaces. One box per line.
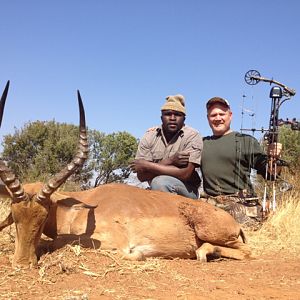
161, 94, 186, 114
206, 97, 230, 110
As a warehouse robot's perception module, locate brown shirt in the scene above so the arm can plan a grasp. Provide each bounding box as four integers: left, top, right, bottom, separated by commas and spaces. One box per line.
135, 125, 203, 187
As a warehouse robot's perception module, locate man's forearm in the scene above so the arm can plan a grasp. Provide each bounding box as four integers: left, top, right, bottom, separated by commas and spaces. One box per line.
157, 157, 174, 166
136, 161, 195, 182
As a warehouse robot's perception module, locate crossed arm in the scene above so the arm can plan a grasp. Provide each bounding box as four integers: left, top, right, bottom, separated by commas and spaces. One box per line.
130, 152, 197, 182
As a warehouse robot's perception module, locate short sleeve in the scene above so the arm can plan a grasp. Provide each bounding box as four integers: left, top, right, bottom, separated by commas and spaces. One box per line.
183, 127, 203, 165
135, 131, 155, 161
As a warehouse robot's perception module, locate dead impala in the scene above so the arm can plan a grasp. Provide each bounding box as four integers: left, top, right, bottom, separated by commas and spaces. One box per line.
0, 81, 252, 268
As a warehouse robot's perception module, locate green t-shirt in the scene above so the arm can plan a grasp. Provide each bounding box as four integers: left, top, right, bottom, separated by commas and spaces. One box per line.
201, 132, 267, 196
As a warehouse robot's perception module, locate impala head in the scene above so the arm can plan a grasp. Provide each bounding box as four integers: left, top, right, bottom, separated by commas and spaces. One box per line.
0, 82, 88, 268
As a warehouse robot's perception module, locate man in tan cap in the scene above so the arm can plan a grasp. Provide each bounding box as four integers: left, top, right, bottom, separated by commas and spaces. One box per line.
201, 96, 282, 226
130, 94, 202, 199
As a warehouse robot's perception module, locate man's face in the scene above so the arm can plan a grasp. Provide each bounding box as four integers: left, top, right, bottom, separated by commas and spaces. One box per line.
161, 110, 185, 134
207, 104, 232, 136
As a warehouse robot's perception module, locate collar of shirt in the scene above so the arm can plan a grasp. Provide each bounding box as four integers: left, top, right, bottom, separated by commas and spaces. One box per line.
156, 125, 185, 145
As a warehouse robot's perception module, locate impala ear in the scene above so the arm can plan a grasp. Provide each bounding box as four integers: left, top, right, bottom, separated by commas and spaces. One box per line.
0, 212, 13, 231
0, 184, 11, 198
0, 179, 14, 232
72, 203, 98, 210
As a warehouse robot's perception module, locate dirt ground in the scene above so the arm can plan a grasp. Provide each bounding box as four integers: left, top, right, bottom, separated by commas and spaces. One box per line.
0, 236, 299, 300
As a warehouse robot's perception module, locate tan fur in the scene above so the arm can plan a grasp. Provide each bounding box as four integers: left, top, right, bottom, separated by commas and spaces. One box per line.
11, 200, 49, 268
1, 183, 252, 267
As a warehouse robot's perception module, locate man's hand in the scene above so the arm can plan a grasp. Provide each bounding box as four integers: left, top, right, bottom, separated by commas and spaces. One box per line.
267, 143, 283, 176
130, 159, 151, 173
267, 143, 282, 159
130, 159, 157, 182
169, 151, 190, 167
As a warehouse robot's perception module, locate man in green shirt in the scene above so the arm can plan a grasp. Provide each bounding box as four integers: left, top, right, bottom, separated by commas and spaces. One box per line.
201, 97, 282, 226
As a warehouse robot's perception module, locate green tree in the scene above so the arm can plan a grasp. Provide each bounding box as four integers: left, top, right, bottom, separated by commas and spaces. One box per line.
89, 130, 138, 187
1, 120, 92, 189
279, 125, 300, 172
1, 121, 138, 189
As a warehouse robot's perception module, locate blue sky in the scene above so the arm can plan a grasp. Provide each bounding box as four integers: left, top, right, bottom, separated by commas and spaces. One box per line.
0, 0, 299, 141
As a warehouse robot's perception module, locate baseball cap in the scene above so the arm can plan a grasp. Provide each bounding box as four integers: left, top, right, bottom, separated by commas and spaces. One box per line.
206, 97, 230, 110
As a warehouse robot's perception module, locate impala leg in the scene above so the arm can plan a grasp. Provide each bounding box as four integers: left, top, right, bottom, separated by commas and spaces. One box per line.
196, 242, 220, 262
196, 241, 252, 262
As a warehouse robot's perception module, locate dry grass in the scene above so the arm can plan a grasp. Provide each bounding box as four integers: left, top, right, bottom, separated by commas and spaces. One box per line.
247, 173, 300, 257
0, 242, 167, 300
0, 197, 11, 217
36, 244, 166, 282
248, 188, 300, 256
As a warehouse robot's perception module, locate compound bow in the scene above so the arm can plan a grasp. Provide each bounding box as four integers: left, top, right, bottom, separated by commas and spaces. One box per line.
244, 70, 298, 213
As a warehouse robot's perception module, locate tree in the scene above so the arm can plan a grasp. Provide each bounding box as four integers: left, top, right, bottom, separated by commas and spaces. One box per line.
89, 130, 138, 187
279, 125, 300, 172
1, 120, 93, 189
1, 121, 138, 189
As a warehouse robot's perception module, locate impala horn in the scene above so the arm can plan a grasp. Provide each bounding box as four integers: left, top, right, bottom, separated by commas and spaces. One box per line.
0, 81, 28, 202
0, 81, 9, 127
37, 91, 88, 201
